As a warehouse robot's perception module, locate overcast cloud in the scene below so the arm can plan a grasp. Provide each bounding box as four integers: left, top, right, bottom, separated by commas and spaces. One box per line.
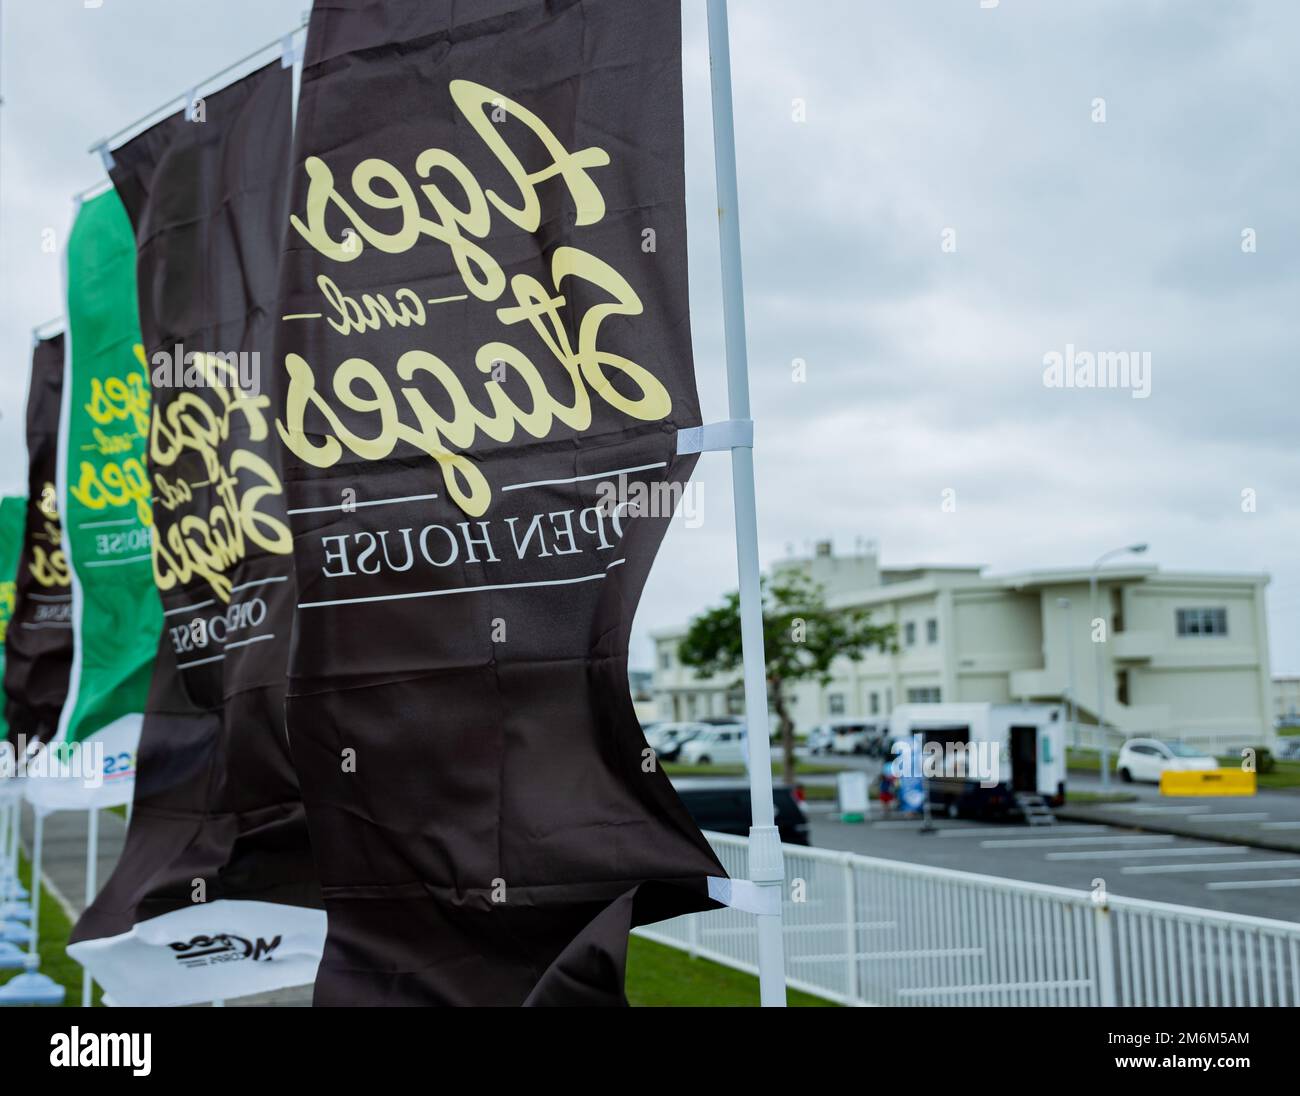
1, 0, 1296, 672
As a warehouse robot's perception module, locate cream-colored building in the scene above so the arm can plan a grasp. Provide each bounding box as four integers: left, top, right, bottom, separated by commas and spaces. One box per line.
652, 542, 1275, 754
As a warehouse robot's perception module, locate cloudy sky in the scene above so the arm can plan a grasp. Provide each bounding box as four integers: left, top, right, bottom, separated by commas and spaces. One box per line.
1, 0, 1296, 671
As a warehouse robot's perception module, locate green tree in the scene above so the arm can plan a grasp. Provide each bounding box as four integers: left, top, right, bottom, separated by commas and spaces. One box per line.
677, 572, 894, 785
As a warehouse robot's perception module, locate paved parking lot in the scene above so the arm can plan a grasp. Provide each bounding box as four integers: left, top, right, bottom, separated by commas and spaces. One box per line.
1065, 773, 1300, 852
807, 809, 1300, 924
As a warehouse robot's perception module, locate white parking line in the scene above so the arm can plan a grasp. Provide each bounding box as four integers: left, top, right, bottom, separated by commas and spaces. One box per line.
867, 821, 939, 829
980, 835, 1174, 848
1260, 821, 1300, 830
1187, 812, 1270, 822
1206, 878, 1300, 891
1116, 805, 1204, 815
1047, 846, 1250, 861
938, 826, 1101, 838
1121, 859, 1300, 875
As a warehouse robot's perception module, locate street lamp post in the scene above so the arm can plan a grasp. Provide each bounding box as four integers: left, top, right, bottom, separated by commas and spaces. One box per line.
1091, 544, 1148, 791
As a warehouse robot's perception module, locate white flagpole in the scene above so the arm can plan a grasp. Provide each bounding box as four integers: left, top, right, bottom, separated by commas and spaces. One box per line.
28, 811, 44, 959
81, 807, 98, 1006
705, 0, 787, 1007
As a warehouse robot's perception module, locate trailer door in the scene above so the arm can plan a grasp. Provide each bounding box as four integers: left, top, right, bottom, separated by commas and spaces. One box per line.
1010, 725, 1038, 792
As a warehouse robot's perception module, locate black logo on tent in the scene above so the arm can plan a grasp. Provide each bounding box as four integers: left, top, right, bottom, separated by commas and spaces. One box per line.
167, 933, 282, 968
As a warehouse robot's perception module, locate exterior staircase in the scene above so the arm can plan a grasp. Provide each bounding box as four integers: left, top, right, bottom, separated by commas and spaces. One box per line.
1015, 792, 1056, 826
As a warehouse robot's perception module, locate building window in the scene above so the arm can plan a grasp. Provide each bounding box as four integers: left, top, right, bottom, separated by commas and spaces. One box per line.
1116, 670, 1130, 706
907, 686, 941, 704
869, 692, 880, 715
660, 650, 672, 670
904, 621, 916, 646
926, 618, 938, 644
828, 693, 846, 716
1176, 608, 1227, 637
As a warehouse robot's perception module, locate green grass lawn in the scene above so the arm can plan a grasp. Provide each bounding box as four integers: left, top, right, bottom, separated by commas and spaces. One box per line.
0, 851, 101, 1006
1066, 747, 1103, 773
626, 936, 835, 1007
1216, 757, 1300, 790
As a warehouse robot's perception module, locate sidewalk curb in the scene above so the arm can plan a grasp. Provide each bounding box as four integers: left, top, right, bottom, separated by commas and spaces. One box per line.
1056, 806, 1300, 856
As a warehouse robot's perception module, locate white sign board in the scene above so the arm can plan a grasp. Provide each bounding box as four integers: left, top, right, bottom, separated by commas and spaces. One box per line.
837, 770, 870, 816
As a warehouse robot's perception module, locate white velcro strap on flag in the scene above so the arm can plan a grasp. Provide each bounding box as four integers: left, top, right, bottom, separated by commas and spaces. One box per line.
707, 876, 781, 916
281, 33, 304, 68
66, 900, 326, 1007
95, 143, 115, 173
676, 418, 754, 455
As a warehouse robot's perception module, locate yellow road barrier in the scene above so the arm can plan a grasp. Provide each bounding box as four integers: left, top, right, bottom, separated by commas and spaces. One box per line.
1160, 768, 1256, 796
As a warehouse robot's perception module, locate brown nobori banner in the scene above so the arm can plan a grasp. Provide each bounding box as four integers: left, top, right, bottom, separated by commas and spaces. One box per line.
274, 0, 724, 1005
69, 61, 325, 1007
4, 334, 73, 748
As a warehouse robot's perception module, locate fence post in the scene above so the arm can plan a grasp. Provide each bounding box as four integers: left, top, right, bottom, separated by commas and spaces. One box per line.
1093, 904, 1118, 1006
843, 855, 859, 1005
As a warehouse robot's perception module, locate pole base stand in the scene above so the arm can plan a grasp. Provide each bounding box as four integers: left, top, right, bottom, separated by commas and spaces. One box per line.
0, 970, 66, 1006
0, 941, 27, 970
1, 921, 34, 946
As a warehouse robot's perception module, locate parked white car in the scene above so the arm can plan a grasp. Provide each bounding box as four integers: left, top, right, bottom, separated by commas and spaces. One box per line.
678, 725, 748, 766
804, 725, 837, 755
828, 719, 885, 756
1116, 738, 1217, 784
645, 721, 709, 762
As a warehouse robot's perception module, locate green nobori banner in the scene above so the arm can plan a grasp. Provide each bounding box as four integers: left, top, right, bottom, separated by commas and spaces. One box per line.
0, 494, 28, 741
35, 189, 162, 810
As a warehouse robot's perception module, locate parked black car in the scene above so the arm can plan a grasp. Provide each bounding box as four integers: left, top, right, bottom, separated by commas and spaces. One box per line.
670, 778, 810, 846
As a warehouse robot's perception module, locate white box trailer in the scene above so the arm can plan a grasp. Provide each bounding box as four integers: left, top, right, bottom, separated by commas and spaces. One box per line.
887, 702, 1067, 819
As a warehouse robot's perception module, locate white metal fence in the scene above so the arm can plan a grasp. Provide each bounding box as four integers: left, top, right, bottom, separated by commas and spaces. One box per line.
637, 832, 1300, 1006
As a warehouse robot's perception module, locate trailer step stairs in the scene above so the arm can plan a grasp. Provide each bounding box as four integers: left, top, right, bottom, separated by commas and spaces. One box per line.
1015, 792, 1056, 826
